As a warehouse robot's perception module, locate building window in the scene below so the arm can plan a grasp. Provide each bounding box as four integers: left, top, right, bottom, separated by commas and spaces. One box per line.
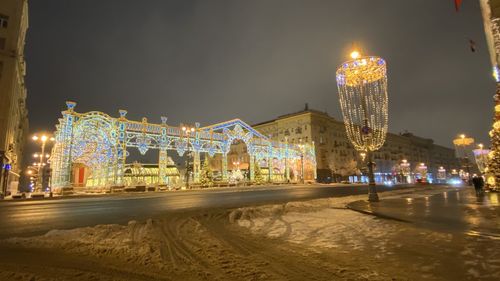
0, 37, 5, 50
0, 14, 8, 28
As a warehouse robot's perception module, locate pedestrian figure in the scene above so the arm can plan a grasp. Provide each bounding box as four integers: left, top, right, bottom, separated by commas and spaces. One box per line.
472, 175, 484, 196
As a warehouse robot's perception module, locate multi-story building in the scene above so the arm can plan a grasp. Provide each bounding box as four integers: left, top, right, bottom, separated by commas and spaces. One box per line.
254, 105, 460, 183
0, 0, 29, 196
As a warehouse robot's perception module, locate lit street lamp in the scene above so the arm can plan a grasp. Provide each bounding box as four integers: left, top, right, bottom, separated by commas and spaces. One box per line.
336, 49, 389, 202
473, 143, 490, 174
453, 134, 474, 184
32, 134, 55, 193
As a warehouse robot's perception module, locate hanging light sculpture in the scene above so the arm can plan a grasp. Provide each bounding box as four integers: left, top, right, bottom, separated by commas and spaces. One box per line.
336, 51, 389, 202
473, 144, 490, 174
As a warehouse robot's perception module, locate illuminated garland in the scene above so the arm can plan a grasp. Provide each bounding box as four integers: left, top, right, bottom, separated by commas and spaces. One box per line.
336, 56, 388, 152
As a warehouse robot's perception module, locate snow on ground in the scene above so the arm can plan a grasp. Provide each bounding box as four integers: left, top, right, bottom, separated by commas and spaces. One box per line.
4, 185, 499, 280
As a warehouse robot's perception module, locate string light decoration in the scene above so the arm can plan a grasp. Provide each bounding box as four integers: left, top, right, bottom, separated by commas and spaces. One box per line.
49, 102, 317, 191
473, 144, 490, 174
337, 54, 388, 152
336, 50, 389, 202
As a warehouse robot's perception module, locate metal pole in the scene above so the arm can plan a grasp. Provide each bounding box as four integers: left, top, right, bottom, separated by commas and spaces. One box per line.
367, 150, 379, 202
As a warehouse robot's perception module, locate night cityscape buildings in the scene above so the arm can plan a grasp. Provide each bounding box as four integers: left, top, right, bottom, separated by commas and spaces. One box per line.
254, 104, 460, 183
0, 0, 29, 198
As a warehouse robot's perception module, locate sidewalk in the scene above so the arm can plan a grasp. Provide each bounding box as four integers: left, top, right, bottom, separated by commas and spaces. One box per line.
347, 187, 500, 239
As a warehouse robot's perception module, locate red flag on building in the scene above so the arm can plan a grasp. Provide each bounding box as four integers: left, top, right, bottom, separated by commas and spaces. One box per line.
455, 0, 463, 12
469, 39, 476, 52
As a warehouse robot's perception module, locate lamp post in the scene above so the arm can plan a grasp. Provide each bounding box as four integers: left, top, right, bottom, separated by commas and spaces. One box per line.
453, 134, 474, 184
32, 134, 55, 193
336, 50, 389, 202
181, 125, 195, 189
473, 143, 490, 174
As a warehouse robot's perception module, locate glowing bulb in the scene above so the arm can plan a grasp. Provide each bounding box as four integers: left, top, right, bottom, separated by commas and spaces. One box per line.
41, 135, 48, 142
32, 136, 38, 141
350, 51, 360, 59
190, 128, 195, 132
182, 126, 186, 131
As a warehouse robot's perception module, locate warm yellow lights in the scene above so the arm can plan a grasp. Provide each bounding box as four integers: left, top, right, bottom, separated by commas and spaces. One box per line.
496, 105, 500, 112
350, 50, 360, 59
336, 53, 388, 152
32, 135, 38, 141
494, 121, 500, 130
453, 134, 474, 146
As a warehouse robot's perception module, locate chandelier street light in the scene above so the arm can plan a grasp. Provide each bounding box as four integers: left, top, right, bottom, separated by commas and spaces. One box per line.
336, 50, 389, 202
453, 134, 474, 184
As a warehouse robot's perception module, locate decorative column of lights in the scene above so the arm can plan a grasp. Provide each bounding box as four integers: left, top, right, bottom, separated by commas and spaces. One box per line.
400, 159, 410, 183
473, 143, 490, 175
453, 134, 474, 184
158, 116, 168, 185
437, 166, 446, 183
484, 16, 500, 190
298, 139, 305, 184
182, 125, 195, 189
336, 50, 388, 202
417, 163, 428, 183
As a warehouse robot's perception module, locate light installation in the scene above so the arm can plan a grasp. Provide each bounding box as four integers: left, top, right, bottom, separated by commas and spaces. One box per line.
473, 144, 490, 174
336, 51, 388, 201
453, 134, 474, 183
49, 102, 317, 190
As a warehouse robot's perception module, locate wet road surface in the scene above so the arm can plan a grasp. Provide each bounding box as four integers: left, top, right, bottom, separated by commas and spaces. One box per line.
0, 184, 408, 238
348, 187, 500, 239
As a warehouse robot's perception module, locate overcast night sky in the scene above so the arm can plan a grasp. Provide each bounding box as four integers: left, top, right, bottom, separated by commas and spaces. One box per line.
25, 0, 494, 149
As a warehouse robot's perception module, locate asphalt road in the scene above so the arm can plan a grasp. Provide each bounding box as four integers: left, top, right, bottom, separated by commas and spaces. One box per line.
0, 184, 411, 238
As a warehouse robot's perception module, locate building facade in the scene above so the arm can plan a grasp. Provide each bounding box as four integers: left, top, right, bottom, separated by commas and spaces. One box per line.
0, 0, 29, 196
254, 105, 460, 183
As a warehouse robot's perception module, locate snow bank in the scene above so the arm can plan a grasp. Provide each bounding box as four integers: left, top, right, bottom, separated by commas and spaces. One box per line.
6, 219, 166, 268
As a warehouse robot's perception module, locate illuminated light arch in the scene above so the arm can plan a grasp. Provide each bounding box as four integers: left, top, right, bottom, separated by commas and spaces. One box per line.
50, 102, 317, 190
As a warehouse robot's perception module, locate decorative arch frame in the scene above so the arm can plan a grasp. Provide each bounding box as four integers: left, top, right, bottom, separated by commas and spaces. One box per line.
50, 101, 317, 189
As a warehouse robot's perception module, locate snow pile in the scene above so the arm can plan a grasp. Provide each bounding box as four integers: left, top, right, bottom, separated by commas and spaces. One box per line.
229, 186, 454, 252
231, 199, 398, 251
6, 219, 166, 268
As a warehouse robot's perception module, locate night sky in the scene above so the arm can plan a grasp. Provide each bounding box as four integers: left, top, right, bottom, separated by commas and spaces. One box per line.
25, 0, 494, 151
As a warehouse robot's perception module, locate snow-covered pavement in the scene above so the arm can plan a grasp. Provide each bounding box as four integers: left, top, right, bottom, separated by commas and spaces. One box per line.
0, 185, 498, 280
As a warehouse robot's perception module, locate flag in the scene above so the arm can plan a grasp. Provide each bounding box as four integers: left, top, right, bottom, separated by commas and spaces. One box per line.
469, 39, 476, 52
455, 0, 463, 12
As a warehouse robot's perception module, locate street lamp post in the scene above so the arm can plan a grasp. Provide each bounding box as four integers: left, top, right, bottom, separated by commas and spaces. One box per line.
336, 50, 389, 202
182, 125, 195, 189
453, 134, 474, 184
473, 143, 490, 175
32, 134, 55, 194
